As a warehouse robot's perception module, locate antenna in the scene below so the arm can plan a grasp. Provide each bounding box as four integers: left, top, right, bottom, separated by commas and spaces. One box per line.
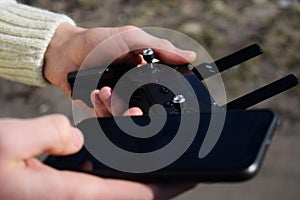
192, 43, 263, 80
225, 74, 298, 110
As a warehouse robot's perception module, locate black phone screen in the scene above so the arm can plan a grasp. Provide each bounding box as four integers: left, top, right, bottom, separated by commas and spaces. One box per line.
45, 110, 278, 182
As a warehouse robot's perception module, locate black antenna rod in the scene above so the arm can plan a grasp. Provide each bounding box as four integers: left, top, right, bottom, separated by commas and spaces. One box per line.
214, 43, 263, 72
192, 43, 263, 80
225, 74, 298, 110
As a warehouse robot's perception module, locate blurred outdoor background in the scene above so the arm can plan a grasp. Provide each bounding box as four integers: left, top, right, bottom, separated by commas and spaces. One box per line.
0, 0, 299, 199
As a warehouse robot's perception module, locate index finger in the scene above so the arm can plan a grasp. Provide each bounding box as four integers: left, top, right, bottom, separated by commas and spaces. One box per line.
120, 26, 197, 65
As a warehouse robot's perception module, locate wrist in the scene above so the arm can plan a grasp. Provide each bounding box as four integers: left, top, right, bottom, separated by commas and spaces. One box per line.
44, 23, 86, 95
0, 2, 76, 87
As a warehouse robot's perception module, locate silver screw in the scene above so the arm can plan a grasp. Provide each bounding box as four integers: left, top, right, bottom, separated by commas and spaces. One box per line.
142, 48, 154, 64
172, 94, 186, 104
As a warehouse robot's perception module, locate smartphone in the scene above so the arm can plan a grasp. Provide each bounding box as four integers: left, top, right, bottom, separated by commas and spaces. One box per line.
45, 110, 278, 182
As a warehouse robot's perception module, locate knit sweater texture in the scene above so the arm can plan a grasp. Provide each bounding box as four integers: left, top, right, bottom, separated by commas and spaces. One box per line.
0, 0, 75, 86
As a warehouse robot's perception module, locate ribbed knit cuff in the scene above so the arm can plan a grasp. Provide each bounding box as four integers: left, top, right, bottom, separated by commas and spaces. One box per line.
0, 1, 75, 86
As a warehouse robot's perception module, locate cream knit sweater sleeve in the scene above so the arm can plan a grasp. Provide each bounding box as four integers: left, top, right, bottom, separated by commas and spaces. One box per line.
0, 0, 75, 86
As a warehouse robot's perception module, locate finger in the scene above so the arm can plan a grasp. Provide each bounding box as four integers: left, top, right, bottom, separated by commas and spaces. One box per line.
98, 87, 129, 116
91, 87, 121, 116
0, 115, 84, 160
111, 47, 195, 67
153, 47, 196, 65
63, 172, 154, 200
33, 168, 156, 200
111, 52, 145, 67
142, 33, 196, 64
123, 107, 143, 116
98, 87, 113, 114
129, 45, 196, 65
92, 87, 126, 116
55, 171, 195, 200
82, 26, 196, 71
90, 89, 112, 117
91, 88, 143, 117
118, 26, 197, 65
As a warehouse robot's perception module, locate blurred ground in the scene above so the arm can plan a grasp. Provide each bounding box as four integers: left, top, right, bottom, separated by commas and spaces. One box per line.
1, 0, 299, 199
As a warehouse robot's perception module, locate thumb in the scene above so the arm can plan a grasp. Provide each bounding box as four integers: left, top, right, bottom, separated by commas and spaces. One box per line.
0, 114, 84, 160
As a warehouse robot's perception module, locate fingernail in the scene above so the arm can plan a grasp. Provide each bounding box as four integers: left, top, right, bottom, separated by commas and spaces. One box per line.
72, 128, 84, 148
131, 108, 143, 116
100, 88, 112, 100
176, 49, 197, 62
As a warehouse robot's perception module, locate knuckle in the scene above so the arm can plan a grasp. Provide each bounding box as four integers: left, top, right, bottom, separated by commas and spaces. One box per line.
158, 38, 173, 48
83, 27, 101, 49
47, 115, 72, 152
119, 25, 139, 32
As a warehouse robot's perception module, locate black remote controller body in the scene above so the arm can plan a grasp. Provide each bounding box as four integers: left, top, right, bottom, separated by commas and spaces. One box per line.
67, 43, 297, 113
68, 60, 215, 114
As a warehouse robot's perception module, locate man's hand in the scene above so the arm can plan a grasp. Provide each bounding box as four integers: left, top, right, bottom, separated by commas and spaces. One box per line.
44, 23, 196, 98
0, 115, 194, 200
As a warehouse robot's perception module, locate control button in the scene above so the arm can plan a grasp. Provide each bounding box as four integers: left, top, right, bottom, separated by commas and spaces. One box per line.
160, 86, 169, 94
164, 101, 174, 107
169, 110, 180, 115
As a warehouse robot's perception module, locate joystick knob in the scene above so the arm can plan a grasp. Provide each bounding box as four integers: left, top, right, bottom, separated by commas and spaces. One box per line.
142, 48, 154, 63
